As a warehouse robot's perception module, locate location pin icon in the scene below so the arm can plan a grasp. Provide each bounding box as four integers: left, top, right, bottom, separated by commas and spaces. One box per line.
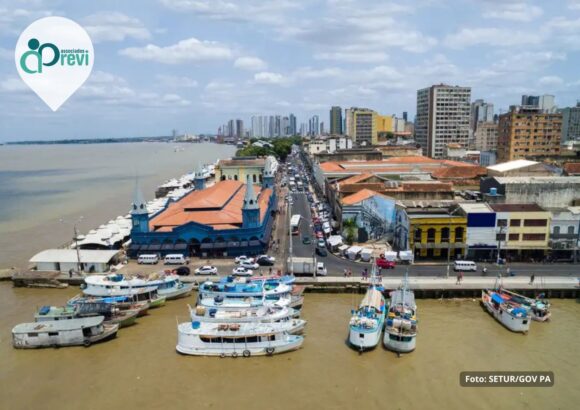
15, 16, 94, 111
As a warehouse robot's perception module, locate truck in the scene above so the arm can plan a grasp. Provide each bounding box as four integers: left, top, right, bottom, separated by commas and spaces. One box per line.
287, 257, 327, 276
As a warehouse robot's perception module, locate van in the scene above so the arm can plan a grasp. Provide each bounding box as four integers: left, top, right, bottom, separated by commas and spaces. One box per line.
164, 254, 186, 265
138, 254, 159, 265
453, 260, 477, 272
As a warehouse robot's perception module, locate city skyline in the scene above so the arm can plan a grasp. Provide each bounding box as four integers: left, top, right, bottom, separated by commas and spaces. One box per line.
2, 0, 580, 141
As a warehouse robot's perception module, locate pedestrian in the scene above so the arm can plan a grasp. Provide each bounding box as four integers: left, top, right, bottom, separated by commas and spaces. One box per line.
344, 268, 348, 278
348, 269, 352, 278
506, 267, 511, 276
459, 271, 464, 283
269, 267, 273, 275
529, 274, 535, 285
69, 268, 73, 279
456, 272, 460, 285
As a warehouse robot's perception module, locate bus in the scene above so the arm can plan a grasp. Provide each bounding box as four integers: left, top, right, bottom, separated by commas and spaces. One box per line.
290, 214, 302, 235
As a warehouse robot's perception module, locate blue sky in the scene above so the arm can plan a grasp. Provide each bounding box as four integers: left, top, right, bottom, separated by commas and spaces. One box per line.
1, 0, 580, 141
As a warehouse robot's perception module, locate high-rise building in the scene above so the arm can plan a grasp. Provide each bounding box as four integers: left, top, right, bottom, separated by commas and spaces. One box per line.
289, 114, 297, 135
521, 95, 540, 107
376, 114, 393, 133
403, 111, 408, 122
282, 116, 289, 136
497, 106, 562, 162
415, 84, 471, 158
227, 119, 235, 138
235, 119, 243, 139
470, 99, 494, 132
320, 122, 324, 135
330, 106, 343, 134
473, 122, 498, 152
353, 109, 377, 146
521, 94, 557, 113
560, 102, 580, 144
345, 108, 354, 137
309, 115, 320, 136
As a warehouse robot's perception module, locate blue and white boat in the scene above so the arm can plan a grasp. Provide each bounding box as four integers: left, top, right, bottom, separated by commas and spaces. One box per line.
348, 288, 386, 351
199, 279, 292, 298
481, 289, 530, 333
383, 278, 418, 354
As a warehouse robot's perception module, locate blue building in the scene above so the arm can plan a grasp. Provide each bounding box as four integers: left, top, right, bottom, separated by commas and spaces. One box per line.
129, 175, 277, 258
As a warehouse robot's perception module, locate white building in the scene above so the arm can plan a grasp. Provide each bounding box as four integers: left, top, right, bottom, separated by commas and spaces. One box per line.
29, 249, 120, 273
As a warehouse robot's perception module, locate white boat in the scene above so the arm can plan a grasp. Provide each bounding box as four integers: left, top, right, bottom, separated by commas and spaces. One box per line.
189, 304, 301, 328
383, 284, 418, 354
82, 275, 166, 308
12, 316, 118, 349
348, 288, 386, 351
198, 293, 292, 310
145, 272, 193, 300
481, 290, 530, 333
199, 280, 292, 298
176, 321, 304, 357
496, 288, 551, 322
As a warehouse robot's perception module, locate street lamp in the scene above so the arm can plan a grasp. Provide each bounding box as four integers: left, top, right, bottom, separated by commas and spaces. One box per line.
496, 225, 507, 265
446, 207, 462, 279
288, 195, 294, 276
60, 216, 84, 275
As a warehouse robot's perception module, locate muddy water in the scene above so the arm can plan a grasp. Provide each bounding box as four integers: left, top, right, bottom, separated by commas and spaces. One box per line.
0, 284, 578, 410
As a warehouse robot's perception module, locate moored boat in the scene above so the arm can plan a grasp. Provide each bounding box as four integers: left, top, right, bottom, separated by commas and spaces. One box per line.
496, 288, 551, 322
348, 287, 386, 351
383, 283, 418, 354
176, 321, 304, 357
189, 304, 302, 329
35, 303, 139, 328
81, 277, 166, 309
199, 279, 292, 298
481, 289, 530, 333
12, 316, 118, 349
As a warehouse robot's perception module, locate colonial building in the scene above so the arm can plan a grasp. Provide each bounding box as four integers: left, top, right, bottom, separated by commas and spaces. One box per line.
214, 156, 278, 185
459, 203, 497, 261
129, 175, 277, 258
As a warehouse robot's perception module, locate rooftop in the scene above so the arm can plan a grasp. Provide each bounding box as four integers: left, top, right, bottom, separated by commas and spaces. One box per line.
218, 157, 266, 167
494, 176, 580, 184
563, 162, 580, 175
490, 203, 546, 212
459, 203, 493, 213
320, 156, 476, 174
487, 159, 539, 172
341, 189, 394, 205
30, 249, 119, 264
149, 180, 272, 231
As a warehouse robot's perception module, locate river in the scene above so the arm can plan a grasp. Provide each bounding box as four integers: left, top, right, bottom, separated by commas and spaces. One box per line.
0, 285, 578, 410
0, 142, 237, 268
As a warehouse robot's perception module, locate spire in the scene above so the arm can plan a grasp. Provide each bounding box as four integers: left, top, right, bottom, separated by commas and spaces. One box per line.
131, 179, 148, 215
243, 175, 259, 210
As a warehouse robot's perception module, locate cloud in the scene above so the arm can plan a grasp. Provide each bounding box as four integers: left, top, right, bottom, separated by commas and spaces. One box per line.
0, 77, 30, 93
292, 67, 343, 79
538, 75, 564, 87
0, 7, 53, 34
569, 1, 580, 10
314, 51, 388, 63
0, 46, 12, 60
444, 27, 543, 48
156, 74, 198, 88
253, 72, 287, 85
83, 12, 151, 42
119, 37, 233, 64
482, 2, 543, 22
234, 56, 267, 71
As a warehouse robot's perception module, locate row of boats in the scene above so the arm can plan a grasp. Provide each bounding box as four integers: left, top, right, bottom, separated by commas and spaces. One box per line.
176, 275, 307, 357
12, 272, 194, 349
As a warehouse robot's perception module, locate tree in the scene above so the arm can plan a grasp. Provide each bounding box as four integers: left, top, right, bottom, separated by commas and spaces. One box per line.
342, 218, 358, 245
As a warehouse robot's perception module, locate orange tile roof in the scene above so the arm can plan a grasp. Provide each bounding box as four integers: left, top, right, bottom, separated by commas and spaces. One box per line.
341, 189, 392, 205
564, 162, 580, 175
431, 166, 487, 179
149, 180, 272, 231
320, 156, 478, 174
339, 173, 375, 185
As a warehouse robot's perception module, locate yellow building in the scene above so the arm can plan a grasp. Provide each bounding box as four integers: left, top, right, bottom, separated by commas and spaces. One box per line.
215, 157, 273, 185
350, 109, 377, 146
376, 114, 393, 133
490, 204, 551, 259
406, 206, 467, 259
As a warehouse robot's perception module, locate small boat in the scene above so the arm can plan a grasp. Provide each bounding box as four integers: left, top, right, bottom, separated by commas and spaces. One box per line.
198, 293, 292, 309
176, 321, 304, 357
481, 290, 530, 333
35, 303, 139, 328
68, 291, 153, 317
496, 288, 551, 322
189, 304, 302, 329
81, 277, 166, 309
12, 316, 118, 349
248, 274, 296, 285
141, 272, 194, 300
348, 288, 386, 351
383, 280, 418, 354
199, 279, 292, 298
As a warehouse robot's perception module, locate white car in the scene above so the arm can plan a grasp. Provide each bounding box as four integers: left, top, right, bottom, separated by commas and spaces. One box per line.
239, 261, 259, 270
194, 265, 218, 276
235, 255, 254, 264
232, 267, 253, 276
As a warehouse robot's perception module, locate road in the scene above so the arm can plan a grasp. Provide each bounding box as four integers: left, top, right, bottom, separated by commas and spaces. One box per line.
286, 177, 578, 279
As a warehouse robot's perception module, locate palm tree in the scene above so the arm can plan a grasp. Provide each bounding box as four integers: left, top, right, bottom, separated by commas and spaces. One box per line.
342, 218, 358, 245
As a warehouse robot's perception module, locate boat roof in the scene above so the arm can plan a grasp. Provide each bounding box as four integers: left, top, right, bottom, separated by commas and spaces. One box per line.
390, 289, 416, 308
13, 316, 104, 333
360, 288, 383, 310
178, 320, 300, 336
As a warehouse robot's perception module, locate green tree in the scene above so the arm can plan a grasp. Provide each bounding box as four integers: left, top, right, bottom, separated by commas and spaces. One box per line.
342, 218, 358, 245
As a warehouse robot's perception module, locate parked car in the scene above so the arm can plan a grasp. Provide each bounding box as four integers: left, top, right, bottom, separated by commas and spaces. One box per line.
256, 255, 275, 266
174, 266, 191, 276
194, 265, 218, 275
317, 239, 326, 248
376, 258, 396, 269
316, 247, 328, 257
239, 261, 259, 270
302, 236, 312, 245
232, 267, 253, 276
235, 255, 254, 264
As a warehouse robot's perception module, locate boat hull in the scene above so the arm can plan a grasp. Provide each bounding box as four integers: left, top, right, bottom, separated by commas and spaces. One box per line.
160, 284, 193, 301
383, 331, 416, 353
176, 335, 304, 357
481, 298, 530, 333
149, 296, 167, 309
12, 323, 118, 349
348, 327, 382, 351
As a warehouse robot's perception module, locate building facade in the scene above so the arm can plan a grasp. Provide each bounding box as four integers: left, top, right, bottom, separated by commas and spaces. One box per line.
549, 207, 580, 261
415, 84, 471, 158
215, 156, 278, 185
473, 121, 498, 151
459, 203, 497, 260
560, 103, 580, 145
497, 106, 562, 162
330, 106, 343, 135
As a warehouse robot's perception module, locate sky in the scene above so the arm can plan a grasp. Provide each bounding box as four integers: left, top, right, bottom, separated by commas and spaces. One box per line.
1, 0, 580, 141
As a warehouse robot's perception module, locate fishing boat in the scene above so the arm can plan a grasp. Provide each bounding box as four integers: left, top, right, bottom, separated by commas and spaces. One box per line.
176, 321, 304, 357
199, 279, 292, 298
481, 289, 530, 333
383, 279, 418, 354
348, 288, 386, 351
35, 303, 139, 328
189, 304, 302, 329
69, 287, 157, 315
144, 272, 193, 300
12, 316, 118, 349
82, 275, 166, 308
496, 288, 551, 322
198, 293, 293, 310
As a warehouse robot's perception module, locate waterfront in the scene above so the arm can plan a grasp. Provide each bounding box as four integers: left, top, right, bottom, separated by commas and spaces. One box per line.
0, 143, 237, 268
1, 284, 578, 410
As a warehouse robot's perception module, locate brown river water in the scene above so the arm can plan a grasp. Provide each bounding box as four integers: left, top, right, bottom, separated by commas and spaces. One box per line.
1, 284, 578, 410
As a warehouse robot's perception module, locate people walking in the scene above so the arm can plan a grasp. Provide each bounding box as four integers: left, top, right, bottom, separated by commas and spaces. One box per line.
529, 274, 535, 285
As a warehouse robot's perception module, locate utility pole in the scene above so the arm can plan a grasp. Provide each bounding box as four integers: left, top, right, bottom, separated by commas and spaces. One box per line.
446, 207, 461, 279
73, 223, 82, 274
289, 195, 293, 276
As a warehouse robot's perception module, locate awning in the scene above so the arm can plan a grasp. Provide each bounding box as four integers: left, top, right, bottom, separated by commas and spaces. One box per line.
227, 241, 240, 248
146, 244, 162, 251
200, 243, 214, 250
161, 243, 174, 251
214, 242, 227, 249
174, 243, 188, 251
249, 240, 261, 247
128, 244, 142, 252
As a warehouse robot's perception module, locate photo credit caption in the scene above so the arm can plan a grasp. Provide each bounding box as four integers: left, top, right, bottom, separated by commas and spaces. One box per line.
460, 372, 554, 387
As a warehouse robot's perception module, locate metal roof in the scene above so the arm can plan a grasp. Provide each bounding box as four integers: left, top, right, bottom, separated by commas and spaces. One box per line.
459, 203, 493, 213
487, 159, 538, 172
494, 176, 580, 184
30, 249, 119, 264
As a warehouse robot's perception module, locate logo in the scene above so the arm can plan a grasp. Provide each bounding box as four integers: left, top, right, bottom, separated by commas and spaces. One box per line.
15, 17, 94, 111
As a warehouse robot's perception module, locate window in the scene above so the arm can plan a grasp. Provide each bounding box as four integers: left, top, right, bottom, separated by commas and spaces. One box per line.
27, 333, 39, 337
522, 233, 546, 241
48, 332, 58, 336
427, 228, 436, 243
510, 219, 521, 227
567, 226, 575, 235
508, 233, 520, 241
497, 219, 508, 227
553, 226, 560, 235
454, 227, 464, 243
524, 219, 547, 227
414, 228, 422, 242
496, 233, 506, 241
253, 174, 257, 183
441, 227, 450, 242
